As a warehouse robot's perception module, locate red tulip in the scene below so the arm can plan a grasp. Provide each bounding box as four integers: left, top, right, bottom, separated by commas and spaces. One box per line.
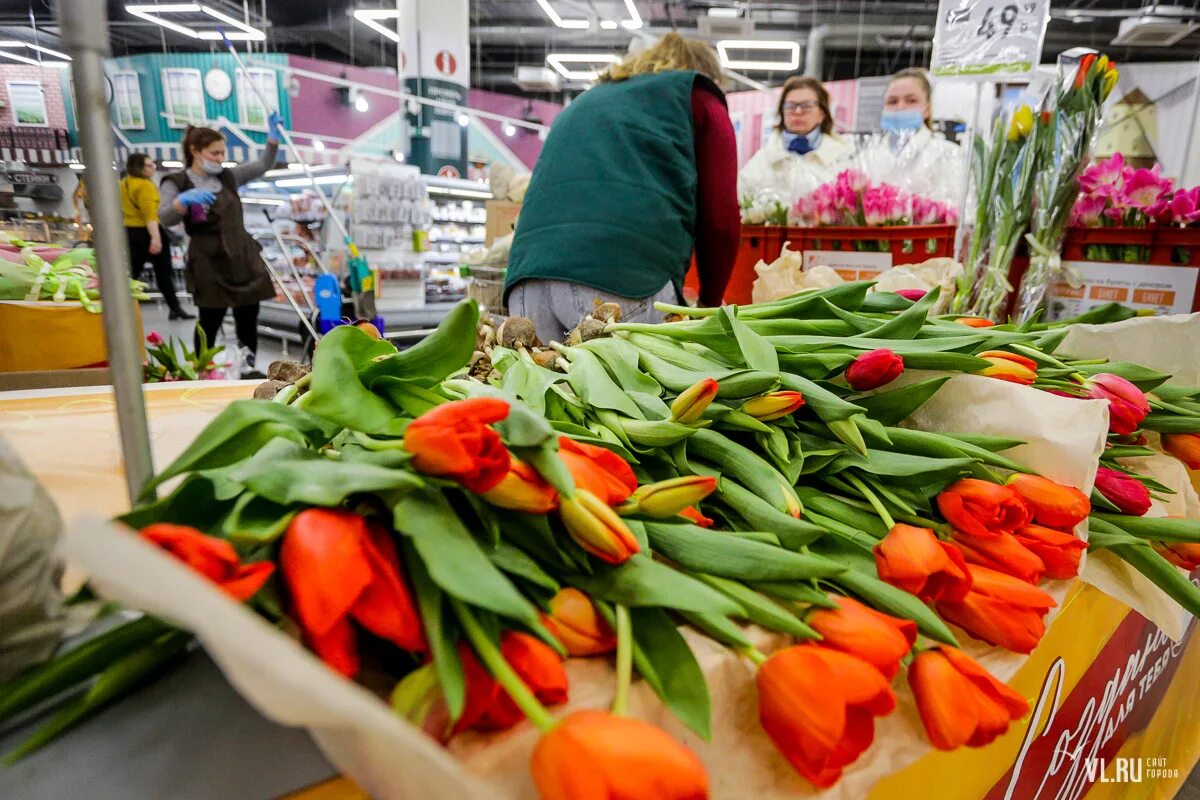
280, 509, 425, 677
1084, 373, 1150, 435
557, 436, 638, 505
956, 317, 995, 328
937, 565, 1056, 653
1154, 541, 1200, 571
456, 631, 568, 733
845, 348, 905, 391
952, 530, 1045, 584
1013, 525, 1088, 580
146, 330, 164, 346
481, 458, 559, 513
895, 288, 927, 302
531, 710, 709, 800
1094, 466, 1152, 516
540, 588, 616, 657
756, 644, 896, 787
936, 478, 1031, 538
908, 646, 1029, 750
874, 523, 973, 602
977, 350, 1038, 385
1162, 433, 1200, 470
1005, 474, 1090, 529
403, 397, 512, 492
806, 596, 917, 679
141, 523, 274, 601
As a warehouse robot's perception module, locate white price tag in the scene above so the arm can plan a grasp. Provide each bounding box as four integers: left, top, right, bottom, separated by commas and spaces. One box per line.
803, 250, 892, 282
931, 0, 1050, 79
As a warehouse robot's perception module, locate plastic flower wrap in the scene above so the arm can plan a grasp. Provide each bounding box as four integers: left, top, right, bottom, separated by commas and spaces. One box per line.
1014, 48, 1120, 323
0, 236, 145, 312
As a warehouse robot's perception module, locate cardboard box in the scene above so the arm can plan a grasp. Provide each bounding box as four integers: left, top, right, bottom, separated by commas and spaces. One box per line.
0, 300, 142, 372
484, 200, 521, 246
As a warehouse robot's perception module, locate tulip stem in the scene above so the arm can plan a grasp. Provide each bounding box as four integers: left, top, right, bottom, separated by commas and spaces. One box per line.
844, 473, 896, 530
612, 604, 633, 717
451, 599, 557, 733
738, 647, 768, 667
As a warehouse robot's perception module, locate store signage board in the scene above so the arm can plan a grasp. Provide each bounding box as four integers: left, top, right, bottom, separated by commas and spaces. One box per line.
6, 171, 56, 185
803, 250, 892, 282
1046, 261, 1199, 320
930, 0, 1050, 79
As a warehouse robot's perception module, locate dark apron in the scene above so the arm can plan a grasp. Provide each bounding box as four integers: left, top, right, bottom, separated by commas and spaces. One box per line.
163, 169, 273, 308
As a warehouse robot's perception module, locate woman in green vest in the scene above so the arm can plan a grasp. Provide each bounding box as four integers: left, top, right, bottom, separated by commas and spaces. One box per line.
505, 33, 740, 342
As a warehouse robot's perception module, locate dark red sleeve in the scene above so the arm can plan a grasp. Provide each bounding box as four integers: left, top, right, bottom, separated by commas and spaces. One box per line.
692, 85, 741, 307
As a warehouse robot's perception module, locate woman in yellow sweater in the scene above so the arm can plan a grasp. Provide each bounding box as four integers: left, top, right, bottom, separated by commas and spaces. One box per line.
121, 153, 192, 319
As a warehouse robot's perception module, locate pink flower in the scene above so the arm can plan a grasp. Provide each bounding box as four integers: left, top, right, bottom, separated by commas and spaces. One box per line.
1084, 373, 1150, 435
146, 330, 164, 346
1167, 188, 1200, 225
1120, 166, 1174, 212
1078, 153, 1125, 195
838, 168, 870, 194
1073, 194, 1108, 227
895, 288, 927, 301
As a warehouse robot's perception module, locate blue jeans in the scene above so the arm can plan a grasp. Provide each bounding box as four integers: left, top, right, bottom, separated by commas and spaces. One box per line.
507, 279, 679, 343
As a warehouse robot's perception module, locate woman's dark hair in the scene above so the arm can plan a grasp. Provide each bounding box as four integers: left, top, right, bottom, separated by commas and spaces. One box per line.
125, 152, 152, 178
182, 126, 224, 167
775, 76, 834, 135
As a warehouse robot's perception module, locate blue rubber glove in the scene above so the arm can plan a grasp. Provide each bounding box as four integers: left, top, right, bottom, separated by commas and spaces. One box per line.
177, 188, 216, 209
267, 112, 284, 141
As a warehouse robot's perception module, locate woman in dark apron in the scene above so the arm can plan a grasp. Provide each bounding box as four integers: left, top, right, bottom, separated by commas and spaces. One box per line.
159, 120, 281, 376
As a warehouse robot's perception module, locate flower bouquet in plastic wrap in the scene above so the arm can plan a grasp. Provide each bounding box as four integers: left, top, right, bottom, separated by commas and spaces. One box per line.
1013, 49, 1120, 323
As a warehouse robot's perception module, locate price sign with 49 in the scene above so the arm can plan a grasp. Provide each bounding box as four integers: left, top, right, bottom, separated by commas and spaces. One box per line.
932, 0, 1050, 78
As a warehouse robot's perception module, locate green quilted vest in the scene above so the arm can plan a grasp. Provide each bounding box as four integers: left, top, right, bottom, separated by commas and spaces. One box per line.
505, 70, 722, 299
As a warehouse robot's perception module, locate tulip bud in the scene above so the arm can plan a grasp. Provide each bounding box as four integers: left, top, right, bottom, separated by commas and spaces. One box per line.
895, 288, 927, 302
680, 506, 714, 527
1102, 68, 1119, 99
742, 390, 806, 422
1094, 466, 1152, 517
1163, 433, 1200, 470
146, 330, 164, 346
955, 317, 995, 328
560, 489, 641, 564
845, 348, 905, 391
1084, 373, 1149, 435
390, 663, 448, 738
1006, 105, 1033, 141
541, 587, 616, 656
627, 475, 717, 518
977, 350, 1039, 385
670, 378, 719, 424
481, 459, 559, 513
1155, 541, 1200, 571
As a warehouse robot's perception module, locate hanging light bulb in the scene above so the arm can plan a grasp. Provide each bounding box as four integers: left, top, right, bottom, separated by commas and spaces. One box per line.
354, 91, 370, 113
312, 139, 325, 151
503, 123, 517, 137
456, 112, 470, 127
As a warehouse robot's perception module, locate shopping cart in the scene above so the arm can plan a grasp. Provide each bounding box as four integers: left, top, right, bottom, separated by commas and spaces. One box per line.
459, 264, 507, 316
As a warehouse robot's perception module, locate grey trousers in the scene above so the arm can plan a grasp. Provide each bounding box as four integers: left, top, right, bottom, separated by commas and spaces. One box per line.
507, 279, 679, 344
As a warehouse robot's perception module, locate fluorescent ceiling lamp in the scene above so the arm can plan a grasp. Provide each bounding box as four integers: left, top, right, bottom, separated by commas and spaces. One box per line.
354, 92, 370, 112
274, 174, 349, 188
241, 196, 285, 205
352, 8, 401, 43
312, 139, 324, 151
546, 53, 622, 81
0, 41, 72, 67
162, 160, 184, 168
427, 185, 493, 199
503, 123, 517, 137
221, 161, 237, 167
68, 162, 86, 170
708, 7, 741, 18
457, 112, 470, 127
535, 0, 641, 31
716, 40, 800, 71
125, 3, 266, 42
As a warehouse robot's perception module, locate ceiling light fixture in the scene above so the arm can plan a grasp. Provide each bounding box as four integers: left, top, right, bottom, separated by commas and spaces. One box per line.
352, 8, 402, 43
221, 161, 237, 167
354, 91, 370, 112
715, 40, 800, 71
0, 40, 72, 67
503, 123, 517, 137
457, 112, 470, 127
546, 53, 622, 81
312, 139, 324, 151
241, 197, 286, 205
68, 162, 86, 170
274, 174, 350, 188
426, 185, 493, 199
708, 7, 741, 18
162, 160, 184, 168
125, 4, 266, 41
391, 149, 406, 162
534, 0, 641, 31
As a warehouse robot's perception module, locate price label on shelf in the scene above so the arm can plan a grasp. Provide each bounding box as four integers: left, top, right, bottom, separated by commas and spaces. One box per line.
931, 0, 1050, 79
803, 250, 892, 282
1046, 261, 1199, 320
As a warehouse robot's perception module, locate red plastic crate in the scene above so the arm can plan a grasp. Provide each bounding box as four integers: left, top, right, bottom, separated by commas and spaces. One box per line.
785, 224, 956, 262
683, 225, 782, 305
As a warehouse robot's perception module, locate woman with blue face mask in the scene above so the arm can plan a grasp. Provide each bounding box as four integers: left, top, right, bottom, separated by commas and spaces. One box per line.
159, 121, 281, 377
738, 76, 850, 208
862, 68, 966, 207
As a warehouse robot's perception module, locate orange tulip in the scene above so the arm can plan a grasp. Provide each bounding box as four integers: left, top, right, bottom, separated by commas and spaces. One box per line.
630, 475, 718, 518
481, 458, 559, 513
559, 489, 641, 564
540, 588, 616, 656
977, 350, 1038, 385
1163, 433, 1200, 470
806, 596, 917, 679
1013, 525, 1088, 580
558, 436, 638, 505
680, 506, 715, 527
280, 510, 425, 677
531, 710, 709, 800
1154, 541, 1200, 571
1005, 474, 1090, 529
141, 523, 274, 602
403, 397, 512, 492
456, 632, 569, 733
937, 565, 1056, 654
952, 530, 1045, 584
670, 377, 720, 424
757, 644, 896, 787
936, 478, 1031, 538
956, 317, 995, 328
908, 646, 1029, 750
742, 390, 806, 422
874, 523, 973, 602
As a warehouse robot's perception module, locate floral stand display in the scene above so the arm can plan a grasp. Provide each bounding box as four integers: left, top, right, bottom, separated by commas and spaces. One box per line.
3, 291, 1200, 800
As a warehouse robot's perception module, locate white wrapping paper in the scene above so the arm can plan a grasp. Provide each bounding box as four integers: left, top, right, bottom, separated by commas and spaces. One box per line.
56, 374, 1114, 800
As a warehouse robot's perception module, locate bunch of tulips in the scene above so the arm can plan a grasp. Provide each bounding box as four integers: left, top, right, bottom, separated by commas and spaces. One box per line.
5, 282, 1200, 798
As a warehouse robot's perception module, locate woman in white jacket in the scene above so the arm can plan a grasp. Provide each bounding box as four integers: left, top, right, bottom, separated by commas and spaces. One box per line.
738, 76, 850, 207
858, 68, 966, 206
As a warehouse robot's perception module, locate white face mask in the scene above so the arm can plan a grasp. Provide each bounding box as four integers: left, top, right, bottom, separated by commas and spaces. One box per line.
199, 159, 224, 176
